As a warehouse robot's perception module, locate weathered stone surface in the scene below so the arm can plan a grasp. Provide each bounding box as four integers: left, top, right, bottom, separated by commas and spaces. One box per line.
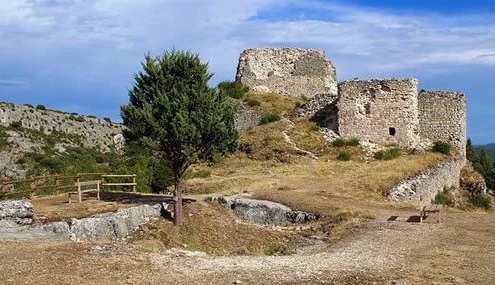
388, 158, 465, 202
338, 78, 420, 149
235, 105, 261, 131
0, 203, 162, 241
213, 196, 319, 226
0, 199, 34, 225
0, 220, 70, 240
418, 91, 466, 156
70, 204, 162, 241
236, 48, 337, 98
298, 93, 339, 133
460, 162, 487, 195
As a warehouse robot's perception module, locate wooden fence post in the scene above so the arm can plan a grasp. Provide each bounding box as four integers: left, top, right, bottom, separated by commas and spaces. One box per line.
132, 175, 136, 192
77, 176, 82, 203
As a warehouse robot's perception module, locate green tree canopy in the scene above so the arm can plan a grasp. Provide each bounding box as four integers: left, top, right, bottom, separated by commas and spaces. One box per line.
121, 50, 238, 225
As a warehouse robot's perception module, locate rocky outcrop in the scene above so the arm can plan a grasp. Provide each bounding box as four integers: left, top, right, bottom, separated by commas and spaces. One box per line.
235, 105, 261, 131
0, 199, 34, 225
0, 103, 123, 152
0, 201, 162, 241
236, 48, 337, 98
388, 158, 465, 202
211, 196, 319, 225
460, 162, 487, 195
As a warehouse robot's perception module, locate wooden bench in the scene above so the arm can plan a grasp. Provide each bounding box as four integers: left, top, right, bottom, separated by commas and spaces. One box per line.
69, 180, 101, 203
420, 204, 443, 223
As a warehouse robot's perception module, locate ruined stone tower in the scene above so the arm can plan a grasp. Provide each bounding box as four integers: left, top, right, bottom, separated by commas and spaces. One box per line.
338, 78, 420, 148
236, 48, 337, 98
235, 47, 467, 155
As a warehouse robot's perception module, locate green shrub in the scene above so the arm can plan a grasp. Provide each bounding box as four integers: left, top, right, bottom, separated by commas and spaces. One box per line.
10, 121, 22, 128
259, 113, 281, 125
332, 138, 346, 147
433, 141, 452, 155
103, 117, 112, 123
186, 169, 211, 179
434, 188, 455, 206
470, 194, 492, 210
87, 115, 97, 119
374, 148, 402, 160
35, 104, 46, 110
346, 138, 360, 147
74, 116, 85, 122
217, 81, 249, 99
245, 98, 261, 107
337, 151, 352, 161
332, 138, 360, 147
0, 131, 9, 150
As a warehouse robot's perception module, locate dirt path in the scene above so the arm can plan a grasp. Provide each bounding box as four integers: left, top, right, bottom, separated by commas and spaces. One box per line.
1, 206, 493, 284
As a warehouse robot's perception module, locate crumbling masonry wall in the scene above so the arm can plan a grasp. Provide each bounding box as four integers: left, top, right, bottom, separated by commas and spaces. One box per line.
338, 79, 420, 148
236, 48, 337, 98
418, 91, 467, 156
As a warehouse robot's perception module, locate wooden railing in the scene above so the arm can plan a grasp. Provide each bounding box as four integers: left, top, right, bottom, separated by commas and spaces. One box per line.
0, 172, 137, 199
101, 174, 137, 192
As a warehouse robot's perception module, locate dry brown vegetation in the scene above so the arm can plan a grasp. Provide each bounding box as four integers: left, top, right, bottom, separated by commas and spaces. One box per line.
241, 91, 304, 116
130, 201, 295, 256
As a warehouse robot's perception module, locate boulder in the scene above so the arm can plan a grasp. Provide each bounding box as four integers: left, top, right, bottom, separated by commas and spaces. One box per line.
215, 196, 319, 226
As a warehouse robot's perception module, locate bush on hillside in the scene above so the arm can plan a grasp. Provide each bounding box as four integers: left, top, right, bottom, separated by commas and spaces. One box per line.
259, 113, 281, 125
245, 98, 261, 107
217, 81, 249, 99
10, 121, 22, 128
374, 148, 402, 160
332, 138, 360, 147
433, 141, 452, 155
434, 188, 455, 206
337, 151, 352, 161
35, 105, 46, 110
470, 194, 492, 210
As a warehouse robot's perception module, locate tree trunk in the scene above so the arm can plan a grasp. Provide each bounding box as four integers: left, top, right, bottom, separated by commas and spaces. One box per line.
173, 177, 183, 226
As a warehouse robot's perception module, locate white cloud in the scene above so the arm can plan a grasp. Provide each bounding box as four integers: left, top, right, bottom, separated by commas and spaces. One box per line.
1, 0, 495, 83
0, 80, 26, 86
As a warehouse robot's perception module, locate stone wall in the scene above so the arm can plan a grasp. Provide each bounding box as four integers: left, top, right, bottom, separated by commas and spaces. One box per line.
418, 91, 466, 156
338, 79, 420, 148
388, 158, 465, 202
0, 103, 124, 152
236, 48, 337, 98
298, 93, 339, 132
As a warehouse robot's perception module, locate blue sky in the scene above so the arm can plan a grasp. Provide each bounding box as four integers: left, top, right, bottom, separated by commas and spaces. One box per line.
0, 0, 494, 144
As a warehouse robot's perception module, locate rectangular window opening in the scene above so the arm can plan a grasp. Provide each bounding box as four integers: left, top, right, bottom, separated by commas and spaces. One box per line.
389, 127, 396, 136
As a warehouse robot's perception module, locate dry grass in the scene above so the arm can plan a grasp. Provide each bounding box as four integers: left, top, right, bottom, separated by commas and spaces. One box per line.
31, 193, 133, 223
241, 92, 303, 116
185, 152, 447, 199
130, 201, 295, 256
239, 119, 300, 162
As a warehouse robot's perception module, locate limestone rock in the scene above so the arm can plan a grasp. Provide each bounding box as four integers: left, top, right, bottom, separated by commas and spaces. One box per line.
0, 199, 34, 225
214, 196, 319, 226
236, 48, 337, 98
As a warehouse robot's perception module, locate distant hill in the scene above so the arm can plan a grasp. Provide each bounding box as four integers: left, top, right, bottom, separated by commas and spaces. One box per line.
475, 143, 495, 159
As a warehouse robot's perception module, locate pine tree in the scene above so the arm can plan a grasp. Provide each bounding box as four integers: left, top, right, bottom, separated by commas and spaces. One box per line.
121, 50, 238, 225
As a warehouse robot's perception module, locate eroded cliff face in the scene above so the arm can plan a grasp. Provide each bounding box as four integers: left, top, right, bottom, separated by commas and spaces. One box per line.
236, 48, 337, 98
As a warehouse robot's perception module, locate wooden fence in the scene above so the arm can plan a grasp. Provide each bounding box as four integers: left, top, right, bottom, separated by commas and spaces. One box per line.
0, 173, 137, 199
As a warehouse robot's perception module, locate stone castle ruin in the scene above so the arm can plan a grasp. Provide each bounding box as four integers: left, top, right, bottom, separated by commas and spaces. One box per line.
236, 48, 467, 156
